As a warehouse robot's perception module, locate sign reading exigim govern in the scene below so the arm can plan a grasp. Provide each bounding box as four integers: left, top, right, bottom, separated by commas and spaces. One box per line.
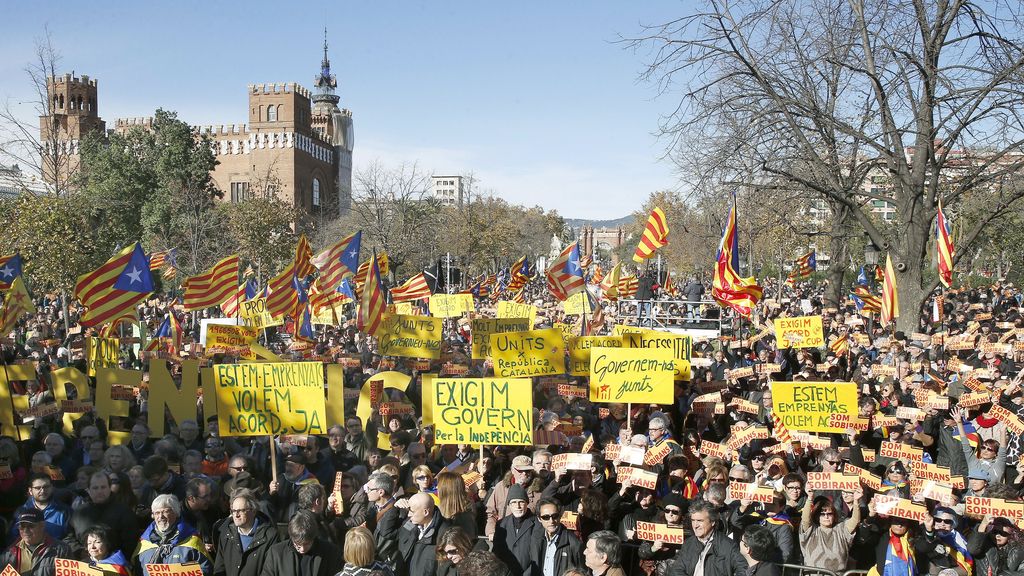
432, 378, 533, 445
214, 363, 326, 436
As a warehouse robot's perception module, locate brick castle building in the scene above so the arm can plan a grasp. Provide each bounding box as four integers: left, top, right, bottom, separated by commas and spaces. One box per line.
41, 36, 353, 219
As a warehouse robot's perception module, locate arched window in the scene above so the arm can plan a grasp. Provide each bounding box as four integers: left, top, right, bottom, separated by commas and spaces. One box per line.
267, 105, 277, 122
312, 178, 321, 207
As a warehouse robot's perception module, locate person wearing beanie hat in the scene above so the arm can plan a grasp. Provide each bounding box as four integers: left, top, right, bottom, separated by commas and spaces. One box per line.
966, 467, 991, 497
484, 453, 540, 539
492, 483, 537, 574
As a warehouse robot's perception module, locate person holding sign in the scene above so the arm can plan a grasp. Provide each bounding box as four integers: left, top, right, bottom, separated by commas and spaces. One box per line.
798, 488, 862, 573
637, 493, 687, 574
133, 494, 212, 576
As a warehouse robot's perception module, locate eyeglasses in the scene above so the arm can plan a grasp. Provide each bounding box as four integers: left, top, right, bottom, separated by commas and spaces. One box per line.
649, 426, 664, 431
539, 513, 561, 521
444, 548, 461, 557
981, 446, 996, 452
819, 511, 835, 517
664, 508, 681, 515
728, 476, 746, 482
230, 465, 248, 471
994, 531, 1011, 537
415, 475, 429, 481
29, 484, 52, 491
786, 485, 802, 490
230, 508, 252, 515
825, 460, 840, 465
710, 477, 727, 483
934, 518, 955, 526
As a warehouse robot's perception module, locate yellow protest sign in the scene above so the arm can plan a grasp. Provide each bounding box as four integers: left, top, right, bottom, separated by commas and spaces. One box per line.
421, 373, 436, 427
432, 378, 533, 445
771, 381, 858, 433
623, 330, 692, 380
429, 294, 475, 318
214, 363, 327, 436
394, 301, 414, 315
562, 291, 593, 315
239, 297, 283, 329
310, 306, 338, 326
774, 315, 825, 348
471, 318, 531, 359
611, 325, 645, 336
143, 564, 204, 576
634, 521, 685, 545
553, 323, 575, 347
568, 336, 622, 376
589, 347, 674, 404
206, 324, 257, 358
56, 559, 103, 576
497, 300, 537, 327
355, 371, 411, 427
490, 328, 566, 377
86, 337, 119, 377
379, 315, 442, 359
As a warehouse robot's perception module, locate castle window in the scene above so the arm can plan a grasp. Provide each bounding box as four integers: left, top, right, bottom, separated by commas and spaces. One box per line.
230, 181, 251, 203
312, 178, 321, 207
58, 94, 64, 109
267, 105, 278, 122
258, 105, 264, 122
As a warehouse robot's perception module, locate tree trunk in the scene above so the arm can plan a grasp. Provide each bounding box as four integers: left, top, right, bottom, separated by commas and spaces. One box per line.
825, 202, 856, 308
894, 215, 933, 334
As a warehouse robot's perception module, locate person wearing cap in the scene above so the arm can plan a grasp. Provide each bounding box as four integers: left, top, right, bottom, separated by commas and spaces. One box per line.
134, 494, 212, 576
965, 468, 991, 497
485, 454, 540, 540
268, 450, 319, 523
638, 493, 687, 573
0, 508, 72, 576
213, 489, 281, 576
967, 516, 1024, 576
493, 483, 540, 574
919, 507, 974, 576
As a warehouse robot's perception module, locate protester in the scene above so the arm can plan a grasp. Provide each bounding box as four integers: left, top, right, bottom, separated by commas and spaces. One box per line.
0, 509, 73, 576
134, 494, 213, 576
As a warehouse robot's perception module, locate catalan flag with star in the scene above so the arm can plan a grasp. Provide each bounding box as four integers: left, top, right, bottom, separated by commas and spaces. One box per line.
0, 254, 24, 291
936, 199, 955, 288
311, 231, 362, 292
75, 243, 154, 328
0, 276, 35, 335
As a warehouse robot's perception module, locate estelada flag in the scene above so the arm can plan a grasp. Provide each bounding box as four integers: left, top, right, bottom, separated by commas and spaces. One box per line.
0, 276, 35, 335
545, 242, 586, 301
633, 207, 669, 263
311, 231, 362, 292
75, 243, 153, 328
0, 254, 24, 291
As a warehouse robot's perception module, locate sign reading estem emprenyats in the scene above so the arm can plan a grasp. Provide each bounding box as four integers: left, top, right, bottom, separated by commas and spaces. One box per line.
214, 362, 326, 436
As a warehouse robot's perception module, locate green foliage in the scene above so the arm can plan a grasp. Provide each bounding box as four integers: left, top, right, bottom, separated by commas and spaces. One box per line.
222, 195, 299, 283
0, 194, 98, 294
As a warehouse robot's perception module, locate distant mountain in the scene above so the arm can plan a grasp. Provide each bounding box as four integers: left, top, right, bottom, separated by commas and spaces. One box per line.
564, 214, 635, 229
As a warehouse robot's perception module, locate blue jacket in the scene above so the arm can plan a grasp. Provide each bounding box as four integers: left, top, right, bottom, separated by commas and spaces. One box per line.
9, 499, 71, 543
134, 519, 212, 576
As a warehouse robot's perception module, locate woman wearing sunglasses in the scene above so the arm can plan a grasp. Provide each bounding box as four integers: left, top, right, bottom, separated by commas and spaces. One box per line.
968, 516, 1024, 576
799, 488, 862, 572
952, 407, 1006, 484
436, 527, 474, 576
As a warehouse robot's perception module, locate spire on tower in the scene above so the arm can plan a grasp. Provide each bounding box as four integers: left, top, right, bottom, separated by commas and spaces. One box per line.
314, 27, 337, 94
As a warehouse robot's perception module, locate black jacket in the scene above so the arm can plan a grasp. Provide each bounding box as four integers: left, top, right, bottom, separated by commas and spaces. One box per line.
66, 499, 139, 556
213, 512, 282, 576
367, 500, 403, 572
493, 513, 540, 574
396, 513, 450, 576
666, 531, 746, 576
258, 538, 342, 576
530, 526, 583, 576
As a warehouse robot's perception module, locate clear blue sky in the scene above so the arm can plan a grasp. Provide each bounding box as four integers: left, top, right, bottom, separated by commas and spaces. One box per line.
0, 1, 687, 220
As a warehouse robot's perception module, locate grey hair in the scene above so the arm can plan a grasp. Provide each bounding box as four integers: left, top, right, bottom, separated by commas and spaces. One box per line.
369, 471, 395, 494
648, 416, 667, 430
688, 499, 719, 522
587, 530, 621, 566
151, 494, 182, 516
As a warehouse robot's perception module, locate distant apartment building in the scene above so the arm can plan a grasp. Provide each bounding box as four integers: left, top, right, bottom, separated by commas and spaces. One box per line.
431, 175, 464, 206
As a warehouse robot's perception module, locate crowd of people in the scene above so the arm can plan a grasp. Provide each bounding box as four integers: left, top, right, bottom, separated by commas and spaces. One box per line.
1, 273, 1023, 576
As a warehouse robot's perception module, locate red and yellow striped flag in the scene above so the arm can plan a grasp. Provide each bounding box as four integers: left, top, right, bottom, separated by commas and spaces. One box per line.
0, 277, 35, 335
75, 243, 153, 328
617, 275, 638, 299
632, 207, 669, 263
358, 253, 387, 338
390, 273, 432, 303
881, 253, 899, 327
770, 412, 792, 444
829, 333, 849, 356
356, 252, 389, 284
267, 236, 316, 319
936, 199, 955, 288
183, 254, 239, 311
711, 195, 762, 318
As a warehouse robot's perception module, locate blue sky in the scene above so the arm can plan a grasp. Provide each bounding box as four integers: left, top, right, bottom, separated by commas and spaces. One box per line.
0, 1, 686, 220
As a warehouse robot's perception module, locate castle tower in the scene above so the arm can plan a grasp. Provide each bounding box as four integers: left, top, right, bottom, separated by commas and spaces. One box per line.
40, 73, 106, 187
310, 29, 353, 214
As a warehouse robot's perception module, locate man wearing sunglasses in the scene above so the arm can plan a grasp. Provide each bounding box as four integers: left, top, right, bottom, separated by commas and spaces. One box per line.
530, 499, 583, 576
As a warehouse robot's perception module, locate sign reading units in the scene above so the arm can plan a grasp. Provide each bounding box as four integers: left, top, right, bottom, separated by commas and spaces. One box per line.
379, 315, 442, 359
214, 362, 327, 436
589, 347, 674, 404
771, 381, 857, 433
432, 378, 533, 445
490, 328, 566, 377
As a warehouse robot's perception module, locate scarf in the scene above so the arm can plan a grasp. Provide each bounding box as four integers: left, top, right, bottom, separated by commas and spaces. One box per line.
938, 530, 974, 576
877, 532, 917, 576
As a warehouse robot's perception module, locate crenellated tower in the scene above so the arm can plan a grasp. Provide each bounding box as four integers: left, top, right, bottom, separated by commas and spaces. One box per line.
40, 73, 106, 186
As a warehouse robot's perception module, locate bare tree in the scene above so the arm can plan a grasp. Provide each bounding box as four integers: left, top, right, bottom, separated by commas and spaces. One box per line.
628, 0, 1024, 331
0, 28, 79, 196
